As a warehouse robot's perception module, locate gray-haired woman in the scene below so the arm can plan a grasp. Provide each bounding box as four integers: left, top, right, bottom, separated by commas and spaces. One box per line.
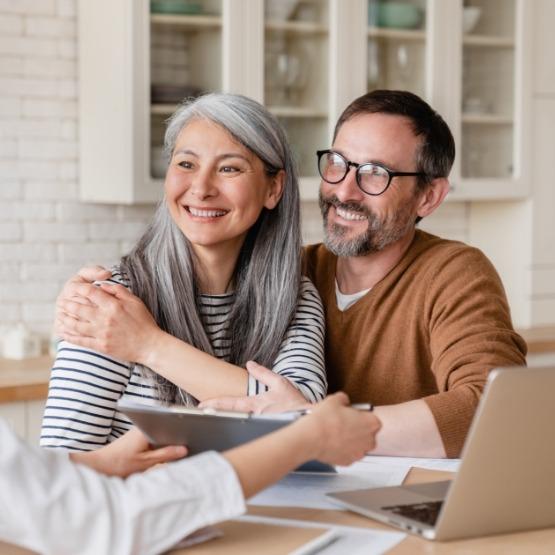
42, 93, 326, 451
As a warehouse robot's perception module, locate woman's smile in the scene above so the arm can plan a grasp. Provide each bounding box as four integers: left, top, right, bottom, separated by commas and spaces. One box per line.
184, 205, 230, 220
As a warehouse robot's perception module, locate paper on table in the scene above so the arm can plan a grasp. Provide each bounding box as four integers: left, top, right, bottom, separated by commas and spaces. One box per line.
249, 459, 409, 510
362, 455, 461, 473
238, 514, 406, 555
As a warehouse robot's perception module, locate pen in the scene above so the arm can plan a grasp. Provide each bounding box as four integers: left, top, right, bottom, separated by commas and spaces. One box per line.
298, 402, 374, 416
290, 530, 340, 555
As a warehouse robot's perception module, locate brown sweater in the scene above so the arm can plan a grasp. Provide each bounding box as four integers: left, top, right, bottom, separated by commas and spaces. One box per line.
303, 230, 527, 457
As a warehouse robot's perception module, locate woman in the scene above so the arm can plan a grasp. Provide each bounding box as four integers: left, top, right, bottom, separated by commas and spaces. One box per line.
42, 93, 326, 451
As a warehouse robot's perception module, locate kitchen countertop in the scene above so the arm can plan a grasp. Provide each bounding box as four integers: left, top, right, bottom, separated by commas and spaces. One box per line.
0, 326, 554, 405
0, 356, 52, 404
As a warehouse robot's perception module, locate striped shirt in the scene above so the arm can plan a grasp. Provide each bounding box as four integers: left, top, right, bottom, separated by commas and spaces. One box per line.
40, 274, 326, 451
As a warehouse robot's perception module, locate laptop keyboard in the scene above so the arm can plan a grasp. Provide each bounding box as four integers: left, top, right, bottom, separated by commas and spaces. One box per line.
382, 500, 444, 526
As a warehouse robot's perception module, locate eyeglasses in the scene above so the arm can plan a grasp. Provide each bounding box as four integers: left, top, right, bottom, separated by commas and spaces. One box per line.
316, 149, 426, 196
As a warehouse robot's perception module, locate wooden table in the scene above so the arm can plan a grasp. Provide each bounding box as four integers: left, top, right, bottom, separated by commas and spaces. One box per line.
1, 467, 554, 553
166, 467, 555, 555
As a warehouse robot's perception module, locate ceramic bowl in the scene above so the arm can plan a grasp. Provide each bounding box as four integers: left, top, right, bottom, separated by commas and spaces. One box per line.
462, 6, 481, 33
375, 2, 423, 29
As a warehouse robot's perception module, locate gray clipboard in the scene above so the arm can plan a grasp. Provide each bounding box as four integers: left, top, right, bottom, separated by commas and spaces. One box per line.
117, 398, 336, 473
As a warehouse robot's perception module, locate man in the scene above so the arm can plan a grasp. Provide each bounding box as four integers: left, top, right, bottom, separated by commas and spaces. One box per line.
56, 90, 526, 458
0, 393, 379, 555
203, 90, 526, 458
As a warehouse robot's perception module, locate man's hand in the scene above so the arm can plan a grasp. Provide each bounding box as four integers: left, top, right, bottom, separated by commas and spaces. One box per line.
70, 428, 187, 478
199, 361, 308, 414
56, 280, 164, 365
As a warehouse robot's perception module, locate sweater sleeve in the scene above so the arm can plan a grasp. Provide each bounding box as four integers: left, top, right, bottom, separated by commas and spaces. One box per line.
247, 277, 327, 402
423, 246, 527, 457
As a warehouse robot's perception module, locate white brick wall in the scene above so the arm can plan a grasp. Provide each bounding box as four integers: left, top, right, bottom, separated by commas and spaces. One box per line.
0, 0, 471, 340
0, 1, 154, 337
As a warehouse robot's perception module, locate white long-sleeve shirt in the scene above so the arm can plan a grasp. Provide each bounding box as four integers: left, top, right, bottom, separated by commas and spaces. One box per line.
0, 419, 246, 555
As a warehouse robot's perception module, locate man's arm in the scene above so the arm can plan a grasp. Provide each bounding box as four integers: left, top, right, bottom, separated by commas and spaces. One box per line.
372, 400, 446, 458
202, 364, 446, 458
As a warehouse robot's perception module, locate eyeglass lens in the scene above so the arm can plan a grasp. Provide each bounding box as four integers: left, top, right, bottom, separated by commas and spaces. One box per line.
318, 151, 390, 195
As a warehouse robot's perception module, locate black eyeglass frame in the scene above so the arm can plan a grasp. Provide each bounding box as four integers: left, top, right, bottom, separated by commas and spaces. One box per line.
316, 149, 427, 196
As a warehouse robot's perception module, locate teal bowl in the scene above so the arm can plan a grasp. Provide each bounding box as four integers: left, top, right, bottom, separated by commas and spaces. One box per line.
373, 2, 423, 29
150, 0, 202, 15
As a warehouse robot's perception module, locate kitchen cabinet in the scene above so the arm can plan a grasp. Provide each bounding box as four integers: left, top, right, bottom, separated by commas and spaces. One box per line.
0, 400, 46, 445
0, 356, 50, 445
78, 0, 531, 203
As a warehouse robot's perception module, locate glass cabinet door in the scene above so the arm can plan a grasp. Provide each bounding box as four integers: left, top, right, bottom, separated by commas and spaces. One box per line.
149, 0, 223, 181
460, 0, 516, 180
366, 0, 428, 97
264, 0, 330, 180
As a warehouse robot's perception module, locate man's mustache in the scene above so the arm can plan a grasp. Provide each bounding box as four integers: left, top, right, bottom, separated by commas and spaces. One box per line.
320, 194, 371, 219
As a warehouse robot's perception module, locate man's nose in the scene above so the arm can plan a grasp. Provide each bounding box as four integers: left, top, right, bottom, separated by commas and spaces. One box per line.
333, 167, 365, 203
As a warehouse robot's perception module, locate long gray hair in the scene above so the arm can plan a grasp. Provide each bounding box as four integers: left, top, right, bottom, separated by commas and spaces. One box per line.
120, 93, 301, 403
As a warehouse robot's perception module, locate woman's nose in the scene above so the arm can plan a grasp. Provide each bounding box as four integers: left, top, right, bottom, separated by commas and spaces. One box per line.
189, 169, 218, 199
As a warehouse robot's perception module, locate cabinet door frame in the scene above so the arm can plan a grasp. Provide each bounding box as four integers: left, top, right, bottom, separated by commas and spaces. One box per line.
77, 0, 532, 204
445, 0, 533, 201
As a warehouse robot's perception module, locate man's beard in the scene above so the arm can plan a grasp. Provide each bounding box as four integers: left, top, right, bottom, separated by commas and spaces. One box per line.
318, 191, 416, 257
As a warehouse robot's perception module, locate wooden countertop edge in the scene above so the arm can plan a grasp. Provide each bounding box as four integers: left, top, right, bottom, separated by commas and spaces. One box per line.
0, 384, 50, 404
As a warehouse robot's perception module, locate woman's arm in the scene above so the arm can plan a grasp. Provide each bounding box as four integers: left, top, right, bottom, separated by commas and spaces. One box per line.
1, 394, 381, 555
248, 277, 326, 402
55, 274, 325, 404
40, 339, 134, 451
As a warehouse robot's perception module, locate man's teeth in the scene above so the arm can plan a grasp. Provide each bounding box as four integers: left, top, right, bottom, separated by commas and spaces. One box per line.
188, 207, 228, 218
335, 207, 366, 221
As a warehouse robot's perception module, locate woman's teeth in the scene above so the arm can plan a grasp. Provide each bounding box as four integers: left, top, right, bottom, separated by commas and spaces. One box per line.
187, 207, 228, 218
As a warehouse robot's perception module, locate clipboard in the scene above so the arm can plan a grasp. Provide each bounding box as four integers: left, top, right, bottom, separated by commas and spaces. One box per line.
117, 398, 336, 473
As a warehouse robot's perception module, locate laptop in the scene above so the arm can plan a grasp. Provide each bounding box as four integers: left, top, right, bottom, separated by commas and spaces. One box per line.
327, 367, 555, 541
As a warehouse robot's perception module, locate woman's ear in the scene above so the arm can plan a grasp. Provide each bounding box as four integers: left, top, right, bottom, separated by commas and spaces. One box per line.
264, 170, 286, 210
416, 177, 450, 219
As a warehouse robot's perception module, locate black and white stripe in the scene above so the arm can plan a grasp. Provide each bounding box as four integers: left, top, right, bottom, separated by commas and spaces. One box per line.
41, 274, 326, 451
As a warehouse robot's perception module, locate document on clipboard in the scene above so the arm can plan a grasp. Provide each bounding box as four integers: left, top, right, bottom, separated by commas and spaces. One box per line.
117, 398, 336, 473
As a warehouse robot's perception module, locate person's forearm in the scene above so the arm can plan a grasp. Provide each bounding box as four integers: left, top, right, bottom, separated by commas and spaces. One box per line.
372, 400, 447, 458
223, 420, 315, 498
142, 331, 248, 400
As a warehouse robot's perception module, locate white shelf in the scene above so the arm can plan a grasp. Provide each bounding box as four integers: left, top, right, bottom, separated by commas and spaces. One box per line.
462, 114, 514, 125
151, 103, 179, 115
150, 13, 221, 29
268, 106, 327, 118
367, 27, 426, 41
463, 34, 515, 48
265, 20, 327, 35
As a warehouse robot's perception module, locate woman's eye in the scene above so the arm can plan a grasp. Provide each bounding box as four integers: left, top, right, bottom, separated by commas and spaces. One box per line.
220, 166, 240, 174
178, 160, 194, 170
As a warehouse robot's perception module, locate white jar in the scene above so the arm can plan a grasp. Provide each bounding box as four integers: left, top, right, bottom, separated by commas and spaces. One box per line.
3, 323, 42, 360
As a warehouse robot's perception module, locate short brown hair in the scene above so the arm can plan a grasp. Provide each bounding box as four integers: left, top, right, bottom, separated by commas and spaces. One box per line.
334, 90, 455, 190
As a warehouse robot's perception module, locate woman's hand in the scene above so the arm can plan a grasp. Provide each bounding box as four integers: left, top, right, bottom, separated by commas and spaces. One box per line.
56, 281, 165, 365
70, 428, 187, 478
297, 392, 381, 466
